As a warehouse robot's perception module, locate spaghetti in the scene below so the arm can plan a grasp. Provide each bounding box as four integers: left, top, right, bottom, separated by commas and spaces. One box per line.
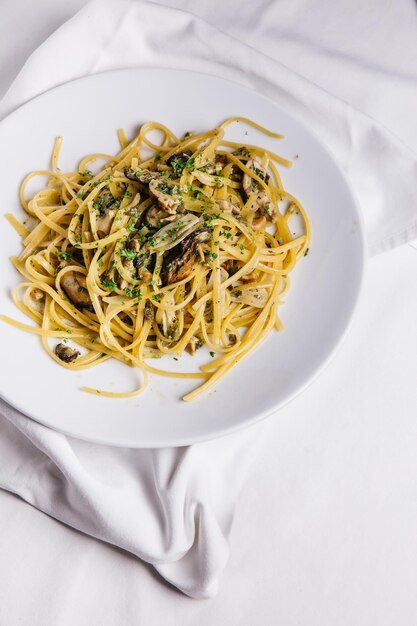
1, 118, 310, 401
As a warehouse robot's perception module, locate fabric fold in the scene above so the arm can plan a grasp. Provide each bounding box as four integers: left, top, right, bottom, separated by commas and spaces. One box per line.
0, 0, 416, 599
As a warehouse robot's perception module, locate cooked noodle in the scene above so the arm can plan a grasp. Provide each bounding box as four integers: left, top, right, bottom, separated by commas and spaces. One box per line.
1, 118, 310, 401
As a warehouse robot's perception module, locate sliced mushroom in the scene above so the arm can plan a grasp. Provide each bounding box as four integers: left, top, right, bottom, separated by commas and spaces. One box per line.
242, 159, 269, 195
222, 259, 239, 275
162, 313, 179, 341
214, 154, 228, 166
132, 249, 153, 284
242, 159, 276, 219
228, 333, 237, 346
32, 289, 45, 301
124, 168, 160, 184
233, 146, 251, 159
185, 335, 204, 355
219, 200, 240, 215
144, 301, 154, 322
137, 265, 153, 284
241, 270, 259, 284
119, 238, 145, 288
251, 214, 267, 230
55, 343, 80, 363
94, 188, 116, 211
229, 164, 243, 182
143, 205, 171, 229
161, 228, 212, 285
94, 186, 122, 235
256, 194, 277, 220
61, 270, 92, 310
167, 150, 193, 176
149, 179, 182, 214
130, 238, 141, 255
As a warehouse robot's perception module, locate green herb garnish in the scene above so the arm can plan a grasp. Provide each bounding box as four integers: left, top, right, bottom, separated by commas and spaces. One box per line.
120, 248, 137, 261
102, 279, 117, 291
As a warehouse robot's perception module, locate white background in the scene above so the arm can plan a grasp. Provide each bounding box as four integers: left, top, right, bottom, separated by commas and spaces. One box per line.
1, 1, 417, 624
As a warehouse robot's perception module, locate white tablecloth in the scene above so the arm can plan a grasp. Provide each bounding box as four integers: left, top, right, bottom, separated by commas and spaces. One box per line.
1, 0, 417, 624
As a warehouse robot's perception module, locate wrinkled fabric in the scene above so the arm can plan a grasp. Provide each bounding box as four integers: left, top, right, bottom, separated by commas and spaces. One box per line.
0, 0, 416, 600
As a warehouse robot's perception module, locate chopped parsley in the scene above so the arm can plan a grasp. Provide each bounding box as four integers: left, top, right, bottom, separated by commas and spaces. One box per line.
102, 279, 117, 291
120, 248, 137, 261
170, 155, 195, 177
57, 250, 71, 261
125, 287, 142, 300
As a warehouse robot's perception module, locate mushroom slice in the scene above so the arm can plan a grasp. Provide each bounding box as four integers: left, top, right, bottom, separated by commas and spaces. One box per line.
185, 335, 204, 355
167, 150, 193, 176
161, 228, 212, 285
251, 214, 267, 230
214, 154, 228, 166
61, 270, 92, 310
143, 205, 171, 229
55, 343, 80, 363
124, 168, 160, 184
94, 188, 116, 211
230, 286, 269, 308
149, 179, 182, 214
242, 159, 276, 219
233, 146, 251, 159
144, 301, 154, 322
94, 186, 123, 235
129, 248, 153, 284
219, 200, 240, 215
240, 270, 259, 284
242, 159, 270, 196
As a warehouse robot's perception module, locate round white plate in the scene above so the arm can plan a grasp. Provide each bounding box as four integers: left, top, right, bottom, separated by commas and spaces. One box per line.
0, 69, 365, 447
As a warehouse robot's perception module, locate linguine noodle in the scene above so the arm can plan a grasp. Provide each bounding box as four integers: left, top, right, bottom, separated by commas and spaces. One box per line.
1, 118, 310, 401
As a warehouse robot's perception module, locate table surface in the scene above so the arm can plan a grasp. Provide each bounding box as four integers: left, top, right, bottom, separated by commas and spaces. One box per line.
1, 1, 417, 624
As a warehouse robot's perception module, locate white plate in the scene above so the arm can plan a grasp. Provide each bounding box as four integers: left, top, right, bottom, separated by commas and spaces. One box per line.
0, 69, 365, 447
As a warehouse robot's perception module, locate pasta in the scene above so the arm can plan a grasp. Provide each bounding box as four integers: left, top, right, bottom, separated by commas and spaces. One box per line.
1, 118, 310, 401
